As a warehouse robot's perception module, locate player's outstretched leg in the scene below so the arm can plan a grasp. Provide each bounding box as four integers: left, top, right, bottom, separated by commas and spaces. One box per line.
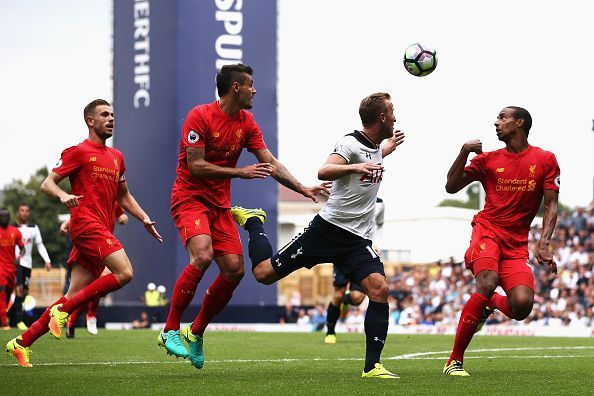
49, 273, 122, 339
181, 322, 204, 369
230, 206, 274, 280
157, 329, 189, 358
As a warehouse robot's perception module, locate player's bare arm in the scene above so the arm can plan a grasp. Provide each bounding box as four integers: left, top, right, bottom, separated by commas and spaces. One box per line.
381, 130, 405, 158
40, 171, 83, 208
250, 148, 329, 202
186, 147, 272, 179
116, 180, 163, 243
534, 188, 559, 274
318, 153, 383, 181
445, 139, 482, 193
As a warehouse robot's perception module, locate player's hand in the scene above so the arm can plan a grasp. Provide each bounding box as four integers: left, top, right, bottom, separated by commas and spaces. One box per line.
117, 213, 129, 225
301, 182, 332, 203
142, 218, 163, 243
59, 220, 70, 235
44, 262, 52, 271
534, 241, 557, 274
352, 162, 384, 176
462, 139, 482, 154
238, 163, 274, 179
382, 130, 405, 156
61, 194, 83, 208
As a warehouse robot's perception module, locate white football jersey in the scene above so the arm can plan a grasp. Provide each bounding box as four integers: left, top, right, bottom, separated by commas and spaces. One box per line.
15, 223, 51, 269
319, 131, 384, 239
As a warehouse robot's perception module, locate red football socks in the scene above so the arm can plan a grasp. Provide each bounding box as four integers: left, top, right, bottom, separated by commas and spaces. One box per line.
164, 264, 204, 332
60, 273, 120, 314
0, 290, 7, 326
191, 274, 239, 336
67, 305, 84, 328
87, 298, 99, 319
449, 293, 489, 364
489, 292, 514, 318
20, 296, 67, 347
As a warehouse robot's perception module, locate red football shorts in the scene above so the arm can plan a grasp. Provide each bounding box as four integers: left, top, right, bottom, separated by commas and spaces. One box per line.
171, 199, 243, 257
68, 227, 123, 279
464, 221, 534, 292
0, 265, 16, 290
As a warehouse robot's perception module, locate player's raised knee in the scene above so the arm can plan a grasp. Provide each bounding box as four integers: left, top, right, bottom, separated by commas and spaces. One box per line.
115, 267, 133, 285
512, 296, 534, 320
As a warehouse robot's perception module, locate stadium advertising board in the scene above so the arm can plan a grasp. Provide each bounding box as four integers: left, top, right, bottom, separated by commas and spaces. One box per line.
113, 0, 278, 305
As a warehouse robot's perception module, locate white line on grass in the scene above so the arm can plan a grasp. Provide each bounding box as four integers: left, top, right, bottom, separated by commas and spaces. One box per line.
5, 346, 593, 367
388, 346, 594, 360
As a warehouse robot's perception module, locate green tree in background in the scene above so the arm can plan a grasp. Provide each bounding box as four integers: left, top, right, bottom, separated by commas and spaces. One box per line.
1, 167, 70, 268
438, 183, 480, 209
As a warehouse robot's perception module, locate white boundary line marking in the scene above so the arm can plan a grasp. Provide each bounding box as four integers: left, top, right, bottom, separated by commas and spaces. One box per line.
388, 346, 594, 360
4, 346, 593, 367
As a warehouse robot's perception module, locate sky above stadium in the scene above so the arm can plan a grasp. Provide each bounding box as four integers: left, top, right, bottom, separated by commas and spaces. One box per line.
1, 0, 593, 217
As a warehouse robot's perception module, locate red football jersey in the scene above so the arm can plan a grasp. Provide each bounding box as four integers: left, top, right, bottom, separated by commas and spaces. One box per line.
465, 145, 560, 245
53, 139, 126, 239
171, 101, 267, 208
0, 225, 23, 267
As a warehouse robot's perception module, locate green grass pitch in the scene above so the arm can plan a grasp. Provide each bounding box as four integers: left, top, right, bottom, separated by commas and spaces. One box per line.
2, 329, 593, 395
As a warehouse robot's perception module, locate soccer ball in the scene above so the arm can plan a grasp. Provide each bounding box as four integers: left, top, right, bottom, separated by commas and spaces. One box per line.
403, 43, 437, 77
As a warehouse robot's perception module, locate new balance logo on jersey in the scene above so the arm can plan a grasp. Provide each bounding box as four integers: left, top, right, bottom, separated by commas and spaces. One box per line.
89, 156, 97, 162
290, 247, 303, 259
495, 167, 504, 173
364, 152, 372, 159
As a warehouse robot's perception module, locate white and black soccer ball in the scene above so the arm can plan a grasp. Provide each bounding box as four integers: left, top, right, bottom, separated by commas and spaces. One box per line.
403, 43, 437, 77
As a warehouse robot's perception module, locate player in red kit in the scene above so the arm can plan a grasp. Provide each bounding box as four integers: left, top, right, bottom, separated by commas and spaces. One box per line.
443, 106, 560, 376
6, 99, 162, 367
64, 203, 129, 338
0, 209, 24, 329
158, 64, 327, 368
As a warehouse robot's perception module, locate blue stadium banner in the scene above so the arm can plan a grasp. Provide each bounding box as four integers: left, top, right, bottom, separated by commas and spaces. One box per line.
113, 0, 278, 305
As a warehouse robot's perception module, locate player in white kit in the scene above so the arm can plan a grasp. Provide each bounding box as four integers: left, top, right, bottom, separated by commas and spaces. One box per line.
232, 92, 405, 379
13, 203, 52, 330
324, 196, 385, 344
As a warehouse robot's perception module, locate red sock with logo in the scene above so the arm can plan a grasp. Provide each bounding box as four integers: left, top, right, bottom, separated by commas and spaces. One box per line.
20, 296, 67, 347
87, 298, 99, 319
0, 290, 7, 326
449, 293, 489, 364
164, 264, 204, 332
59, 274, 121, 314
191, 274, 239, 336
489, 292, 514, 318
